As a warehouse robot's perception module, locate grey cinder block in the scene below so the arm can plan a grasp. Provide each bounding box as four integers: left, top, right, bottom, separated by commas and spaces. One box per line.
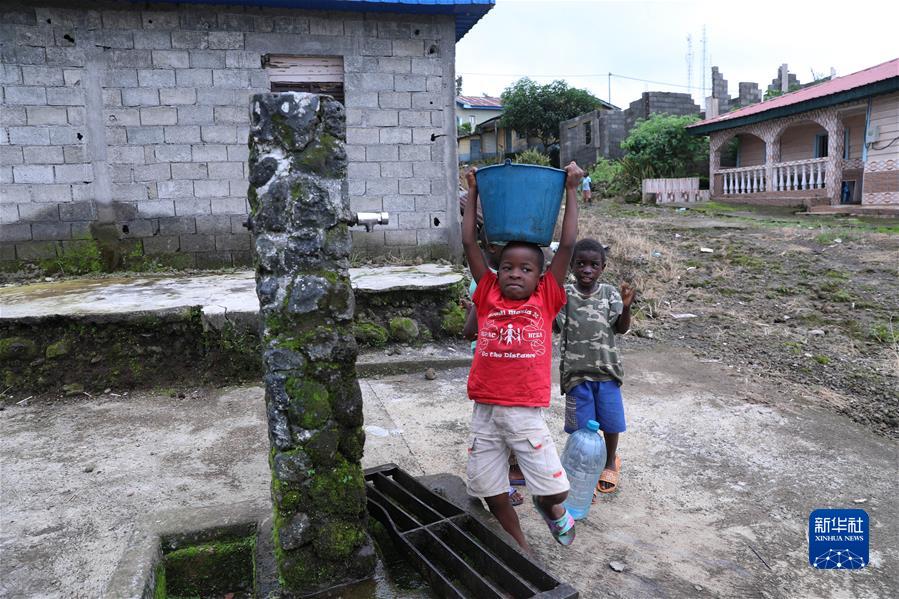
137, 68, 176, 87
152, 50, 190, 69
159, 87, 197, 105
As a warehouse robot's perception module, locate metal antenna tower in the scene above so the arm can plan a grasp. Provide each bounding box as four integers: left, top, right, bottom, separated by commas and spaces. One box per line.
701, 25, 707, 97
686, 34, 693, 94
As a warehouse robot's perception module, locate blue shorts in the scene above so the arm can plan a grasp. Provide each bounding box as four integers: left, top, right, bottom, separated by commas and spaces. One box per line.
564, 380, 626, 434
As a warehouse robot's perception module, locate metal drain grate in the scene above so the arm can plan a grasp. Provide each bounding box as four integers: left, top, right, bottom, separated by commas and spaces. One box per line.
365, 464, 578, 599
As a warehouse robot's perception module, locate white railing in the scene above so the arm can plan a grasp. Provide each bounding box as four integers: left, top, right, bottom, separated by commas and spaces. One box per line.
720, 165, 766, 194
774, 158, 826, 191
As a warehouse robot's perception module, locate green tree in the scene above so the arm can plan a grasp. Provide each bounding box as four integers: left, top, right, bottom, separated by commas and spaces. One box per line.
621, 113, 708, 178
457, 121, 472, 137
500, 78, 602, 148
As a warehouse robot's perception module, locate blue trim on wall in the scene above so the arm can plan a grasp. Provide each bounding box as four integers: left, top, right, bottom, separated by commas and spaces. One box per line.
134, 0, 495, 41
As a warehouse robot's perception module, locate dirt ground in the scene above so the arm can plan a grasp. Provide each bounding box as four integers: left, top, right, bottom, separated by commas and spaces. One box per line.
1, 203, 897, 598
2, 346, 896, 598
577, 201, 899, 439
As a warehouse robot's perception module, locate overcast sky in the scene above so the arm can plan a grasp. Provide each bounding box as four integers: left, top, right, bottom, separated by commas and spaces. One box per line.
455, 0, 899, 109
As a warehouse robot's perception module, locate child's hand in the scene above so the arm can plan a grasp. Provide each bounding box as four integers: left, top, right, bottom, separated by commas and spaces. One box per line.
620, 282, 635, 307
564, 161, 584, 191
465, 167, 478, 191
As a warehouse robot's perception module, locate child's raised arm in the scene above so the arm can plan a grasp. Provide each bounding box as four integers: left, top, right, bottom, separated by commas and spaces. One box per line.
549, 161, 583, 286
462, 168, 488, 282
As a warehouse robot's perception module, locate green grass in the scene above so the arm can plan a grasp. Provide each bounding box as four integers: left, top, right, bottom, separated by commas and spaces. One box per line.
830, 289, 855, 303
774, 285, 797, 296
814, 229, 855, 245
688, 201, 740, 214
784, 341, 804, 355
813, 354, 831, 365
869, 322, 899, 344
728, 253, 765, 269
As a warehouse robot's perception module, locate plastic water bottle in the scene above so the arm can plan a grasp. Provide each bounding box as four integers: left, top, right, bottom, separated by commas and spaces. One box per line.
561, 420, 607, 520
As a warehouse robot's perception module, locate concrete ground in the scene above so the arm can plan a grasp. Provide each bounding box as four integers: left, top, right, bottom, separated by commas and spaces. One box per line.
0, 264, 462, 320
1, 346, 897, 598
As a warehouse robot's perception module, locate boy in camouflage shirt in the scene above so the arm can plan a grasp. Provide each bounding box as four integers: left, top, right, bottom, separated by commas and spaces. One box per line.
555, 238, 634, 496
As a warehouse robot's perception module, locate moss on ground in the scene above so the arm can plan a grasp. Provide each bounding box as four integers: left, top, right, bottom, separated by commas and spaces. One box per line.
162, 536, 255, 598
353, 322, 388, 347
389, 317, 419, 342
440, 301, 466, 336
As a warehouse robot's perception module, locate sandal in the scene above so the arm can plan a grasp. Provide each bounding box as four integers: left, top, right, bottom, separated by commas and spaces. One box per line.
532, 496, 575, 546
595, 455, 622, 495
508, 487, 524, 507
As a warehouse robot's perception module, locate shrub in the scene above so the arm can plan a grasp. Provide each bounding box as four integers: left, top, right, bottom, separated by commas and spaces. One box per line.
588, 158, 623, 198
515, 148, 551, 166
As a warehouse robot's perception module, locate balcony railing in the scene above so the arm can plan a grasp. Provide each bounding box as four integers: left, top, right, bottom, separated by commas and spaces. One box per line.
774, 158, 826, 191
721, 165, 766, 194
718, 157, 827, 195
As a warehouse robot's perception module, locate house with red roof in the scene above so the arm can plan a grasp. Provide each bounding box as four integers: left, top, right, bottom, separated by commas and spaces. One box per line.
455, 94, 503, 131
688, 58, 899, 210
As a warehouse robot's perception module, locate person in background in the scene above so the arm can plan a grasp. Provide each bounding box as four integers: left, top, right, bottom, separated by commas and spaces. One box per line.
581, 172, 593, 205
555, 239, 634, 498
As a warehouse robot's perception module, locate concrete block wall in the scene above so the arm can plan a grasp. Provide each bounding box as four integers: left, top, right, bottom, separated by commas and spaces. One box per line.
559, 111, 600, 168
736, 82, 762, 108
0, 1, 459, 270
623, 92, 701, 137
710, 66, 731, 113
559, 109, 626, 168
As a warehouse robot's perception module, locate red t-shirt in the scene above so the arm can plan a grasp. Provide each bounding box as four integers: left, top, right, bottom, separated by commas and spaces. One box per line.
468, 270, 566, 408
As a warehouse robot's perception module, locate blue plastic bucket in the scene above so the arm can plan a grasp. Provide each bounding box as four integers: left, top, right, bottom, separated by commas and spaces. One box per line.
475, 160, 566, 246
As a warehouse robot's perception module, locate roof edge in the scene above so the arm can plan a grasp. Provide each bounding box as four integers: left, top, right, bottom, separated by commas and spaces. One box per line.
131, 0, 495, 41
688, 77, 899, 135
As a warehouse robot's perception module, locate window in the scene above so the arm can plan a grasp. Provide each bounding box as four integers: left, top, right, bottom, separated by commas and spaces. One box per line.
469, 115, 476, 129
843, 128, 850, 160
814, 133, 828, 158
584, 121, 592, 145
264, 55, 344, 103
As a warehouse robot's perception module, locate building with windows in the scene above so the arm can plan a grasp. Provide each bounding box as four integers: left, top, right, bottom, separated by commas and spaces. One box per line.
0, 0, 495, 269
454, 94, 501, 132
688, 58, 899, 209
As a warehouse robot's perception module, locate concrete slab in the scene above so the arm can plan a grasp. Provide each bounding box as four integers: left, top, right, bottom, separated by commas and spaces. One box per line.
1, 346, 896, 598
0, 264, 463, 320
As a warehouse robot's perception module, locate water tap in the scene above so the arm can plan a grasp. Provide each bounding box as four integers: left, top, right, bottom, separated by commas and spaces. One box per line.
351, 211, 389, 232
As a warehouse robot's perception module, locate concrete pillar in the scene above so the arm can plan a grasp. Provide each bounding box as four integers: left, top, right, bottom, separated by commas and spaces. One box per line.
826, 116, 845, 205
248, 92, 375, 594
763, 128, 780, 193
706, 97, 719, 119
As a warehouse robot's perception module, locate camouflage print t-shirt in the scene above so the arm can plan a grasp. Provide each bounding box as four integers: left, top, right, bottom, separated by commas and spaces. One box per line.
556, 282, 624, 393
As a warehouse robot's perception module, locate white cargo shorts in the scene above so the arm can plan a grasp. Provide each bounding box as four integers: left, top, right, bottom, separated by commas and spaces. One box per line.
466, 402, 570, 499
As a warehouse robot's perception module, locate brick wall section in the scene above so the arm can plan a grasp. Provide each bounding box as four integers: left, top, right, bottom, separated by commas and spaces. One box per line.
0, 1, 459, 268
559, 109, 625, 168
623, 92, 700, 138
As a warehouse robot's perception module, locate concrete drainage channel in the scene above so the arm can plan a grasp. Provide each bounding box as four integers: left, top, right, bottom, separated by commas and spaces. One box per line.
105, 465, 574, 599
365, 465, 577, 599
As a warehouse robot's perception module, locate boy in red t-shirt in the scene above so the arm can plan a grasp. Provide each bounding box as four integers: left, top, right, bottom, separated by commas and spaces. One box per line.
462, 161, 583, 550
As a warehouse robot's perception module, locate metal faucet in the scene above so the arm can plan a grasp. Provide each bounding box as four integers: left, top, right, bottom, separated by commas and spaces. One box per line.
351, 211, 389, 232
